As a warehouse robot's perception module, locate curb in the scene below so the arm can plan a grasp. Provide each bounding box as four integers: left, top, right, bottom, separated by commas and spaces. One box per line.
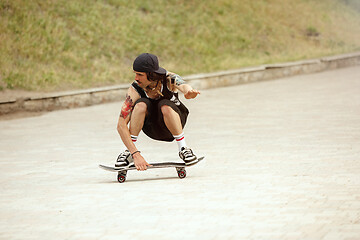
1, 51, 359, 115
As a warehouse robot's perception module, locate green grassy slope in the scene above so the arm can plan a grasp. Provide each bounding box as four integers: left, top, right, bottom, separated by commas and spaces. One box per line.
1, 0, 360, 91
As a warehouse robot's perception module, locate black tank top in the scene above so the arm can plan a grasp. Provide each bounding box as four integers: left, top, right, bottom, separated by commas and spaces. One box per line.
131, 78, 182, 106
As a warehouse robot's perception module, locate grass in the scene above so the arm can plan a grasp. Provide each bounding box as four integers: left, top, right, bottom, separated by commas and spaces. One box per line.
1, 0, 360, 91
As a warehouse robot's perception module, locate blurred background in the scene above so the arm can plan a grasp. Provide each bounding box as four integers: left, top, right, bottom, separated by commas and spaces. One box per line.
1, 0, 360, 92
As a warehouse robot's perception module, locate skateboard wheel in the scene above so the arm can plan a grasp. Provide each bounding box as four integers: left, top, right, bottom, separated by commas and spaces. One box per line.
117, 171, 127, 183
177, 168, 186, 179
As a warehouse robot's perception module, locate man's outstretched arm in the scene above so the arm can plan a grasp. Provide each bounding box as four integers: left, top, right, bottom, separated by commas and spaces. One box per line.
167, 72, 201, 99
176, 84, 201, 99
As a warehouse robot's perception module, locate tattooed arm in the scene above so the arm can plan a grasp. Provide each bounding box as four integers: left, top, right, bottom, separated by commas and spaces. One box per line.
117, 87, 140, 156
117, 87, 151, 170
167, 72, 186, 88
120, 94, 134, 120
167, 72, 201, 99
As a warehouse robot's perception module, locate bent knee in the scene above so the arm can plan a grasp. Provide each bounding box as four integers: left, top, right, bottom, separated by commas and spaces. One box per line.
160, 105, 175, 116
133, 102, 148, 114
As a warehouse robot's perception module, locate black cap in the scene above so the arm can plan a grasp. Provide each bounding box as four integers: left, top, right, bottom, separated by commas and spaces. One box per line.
133, 53, 166, 74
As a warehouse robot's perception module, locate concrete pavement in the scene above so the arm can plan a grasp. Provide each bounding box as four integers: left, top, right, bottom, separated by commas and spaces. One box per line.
0, 66, 360, 239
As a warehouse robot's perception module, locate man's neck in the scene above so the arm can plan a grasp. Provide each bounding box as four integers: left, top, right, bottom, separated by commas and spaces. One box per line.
146, 81, 158, 91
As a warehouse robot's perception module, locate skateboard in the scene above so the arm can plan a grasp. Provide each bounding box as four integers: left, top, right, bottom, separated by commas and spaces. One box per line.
99, 156, 204, 183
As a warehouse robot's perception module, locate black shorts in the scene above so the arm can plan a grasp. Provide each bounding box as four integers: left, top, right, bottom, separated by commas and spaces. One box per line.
134, 98, 189, 142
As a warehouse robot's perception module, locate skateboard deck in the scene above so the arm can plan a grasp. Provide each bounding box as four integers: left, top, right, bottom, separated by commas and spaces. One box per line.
99, 156, 204, 183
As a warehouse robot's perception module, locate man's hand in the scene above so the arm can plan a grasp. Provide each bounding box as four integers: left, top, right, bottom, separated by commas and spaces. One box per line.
133, 152, 152, 171
184, 89, 201, 99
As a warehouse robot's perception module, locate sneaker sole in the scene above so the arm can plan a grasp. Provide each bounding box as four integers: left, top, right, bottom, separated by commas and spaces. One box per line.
184, 158, 199, 166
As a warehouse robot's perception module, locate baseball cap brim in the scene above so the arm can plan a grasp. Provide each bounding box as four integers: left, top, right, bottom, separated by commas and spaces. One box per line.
154, 66, 167, 75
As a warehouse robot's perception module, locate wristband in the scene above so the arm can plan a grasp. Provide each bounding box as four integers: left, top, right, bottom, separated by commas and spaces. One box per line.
131, 150, 141, 157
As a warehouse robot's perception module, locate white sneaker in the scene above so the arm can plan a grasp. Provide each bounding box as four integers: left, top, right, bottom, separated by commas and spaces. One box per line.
179, 147, 197, 165
115, 150, 134, 168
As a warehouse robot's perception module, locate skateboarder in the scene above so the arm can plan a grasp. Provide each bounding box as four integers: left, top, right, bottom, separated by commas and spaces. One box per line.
116, 53, 201, 171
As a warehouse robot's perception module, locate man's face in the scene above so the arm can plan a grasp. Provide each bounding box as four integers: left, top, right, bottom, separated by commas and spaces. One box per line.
134, 71, 151, 88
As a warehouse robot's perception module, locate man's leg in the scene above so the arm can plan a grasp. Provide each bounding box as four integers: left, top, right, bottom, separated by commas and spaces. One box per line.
160, 105, 183, 136
129, 101, 148, 139
161, 105, 197, 164
115, 101, 148, 167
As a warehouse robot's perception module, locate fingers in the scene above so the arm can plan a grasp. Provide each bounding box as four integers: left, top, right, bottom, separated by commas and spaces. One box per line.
135, 162, 152, 171
136, 164, 147, 171
185, 89, 201, 99
191, 89, 200, 95
133, 154, 150, 171
188, 89, 200, 94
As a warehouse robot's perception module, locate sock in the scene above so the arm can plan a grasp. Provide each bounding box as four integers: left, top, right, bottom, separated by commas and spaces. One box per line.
131, 135, 138, 144
173, 132, 187, 151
